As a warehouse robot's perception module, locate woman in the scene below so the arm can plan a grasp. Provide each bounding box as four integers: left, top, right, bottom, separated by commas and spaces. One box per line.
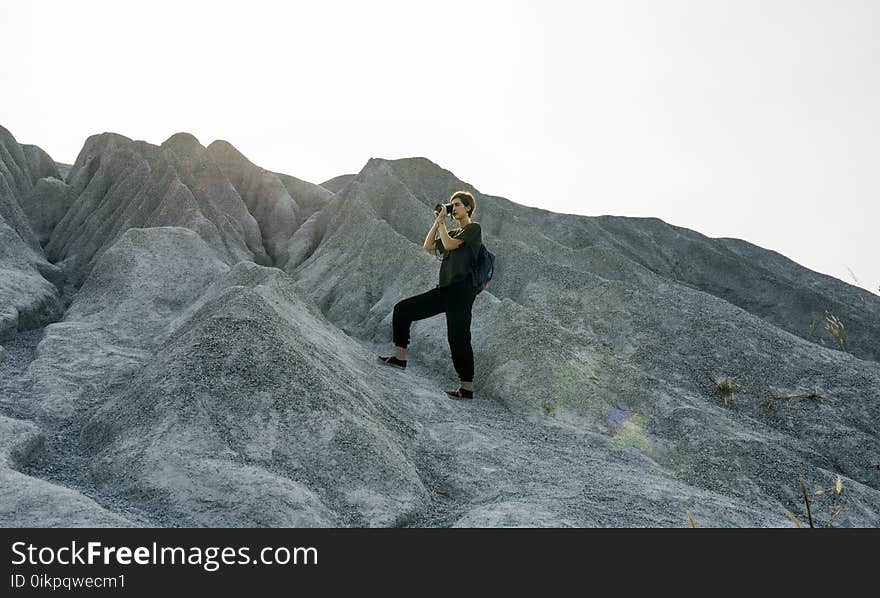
377, 191, 482, 399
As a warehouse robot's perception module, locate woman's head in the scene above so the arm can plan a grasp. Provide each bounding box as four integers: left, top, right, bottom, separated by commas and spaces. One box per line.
449, 191, 476, 219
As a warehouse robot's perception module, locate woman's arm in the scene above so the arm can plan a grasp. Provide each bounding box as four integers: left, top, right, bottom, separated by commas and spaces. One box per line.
437, 220, 464, 251
423, 219, 441, 252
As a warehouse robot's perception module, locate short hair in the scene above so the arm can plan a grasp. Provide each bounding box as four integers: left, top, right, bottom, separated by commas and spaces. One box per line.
450, 191, 476, 217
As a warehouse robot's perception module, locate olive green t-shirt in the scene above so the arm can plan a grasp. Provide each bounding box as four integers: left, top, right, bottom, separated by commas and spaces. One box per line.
434, 223, 482, 288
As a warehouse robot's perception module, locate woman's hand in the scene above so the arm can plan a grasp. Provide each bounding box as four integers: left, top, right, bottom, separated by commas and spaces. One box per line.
434, 205, 447, 223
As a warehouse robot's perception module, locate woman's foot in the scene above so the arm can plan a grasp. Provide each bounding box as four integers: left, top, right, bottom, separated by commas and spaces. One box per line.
445, 387, 474, 400
377, 355, 407, 369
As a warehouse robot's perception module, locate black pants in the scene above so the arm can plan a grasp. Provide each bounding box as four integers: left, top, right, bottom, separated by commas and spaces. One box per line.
392, 279, 479, 383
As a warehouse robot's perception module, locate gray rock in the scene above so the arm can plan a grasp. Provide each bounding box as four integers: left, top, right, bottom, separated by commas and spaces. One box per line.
62, 131, 132, 198
75, 257, 428, 526
0, 218, 63, 339
0, 305, 18, 343
22, 144, 61, 182
1, 134, 40, 254
20, 176, 72, 246
0, 415, 131, 527
0, 127, 67, 341
55, 162, 73, 183
27, 227, 229, 421
204, 140, 335, 269
207, 140, 302, 268
274, 171, 334, 218
320, 174, 355, 194
0, 125, 35, 201
45, 133, 269, 286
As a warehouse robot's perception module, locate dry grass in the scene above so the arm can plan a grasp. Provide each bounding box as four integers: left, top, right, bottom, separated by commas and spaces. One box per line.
711, 376, 743, 407
760, 389, 824, 411
686, 512, 697, 528
814, 474, 845, 528
706, 371, 826, 418
786, 470, 845, 528
823, 311, 848, 352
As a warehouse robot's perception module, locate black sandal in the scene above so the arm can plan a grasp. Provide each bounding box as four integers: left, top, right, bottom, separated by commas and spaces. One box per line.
377, 355, 407, 369
445, 388, 474, 400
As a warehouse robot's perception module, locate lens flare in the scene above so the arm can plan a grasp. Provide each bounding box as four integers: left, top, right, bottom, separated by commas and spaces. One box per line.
608, 406, 654, 456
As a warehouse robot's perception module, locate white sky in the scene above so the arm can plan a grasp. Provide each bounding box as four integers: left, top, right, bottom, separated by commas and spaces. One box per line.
2, 0, 877, 295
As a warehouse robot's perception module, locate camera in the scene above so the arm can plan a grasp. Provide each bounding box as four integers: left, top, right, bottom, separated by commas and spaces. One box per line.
434, 202, 454, 215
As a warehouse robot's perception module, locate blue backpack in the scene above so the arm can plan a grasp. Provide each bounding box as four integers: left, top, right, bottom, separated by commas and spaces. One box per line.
473, 244, 496, 294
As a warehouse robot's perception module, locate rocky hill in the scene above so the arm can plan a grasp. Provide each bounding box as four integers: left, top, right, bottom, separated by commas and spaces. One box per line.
1, 123, 878, 527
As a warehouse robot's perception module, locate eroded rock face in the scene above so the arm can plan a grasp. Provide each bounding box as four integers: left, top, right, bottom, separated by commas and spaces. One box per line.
2, 125, 879, 527
44, 133, 269, 287
80, 263, 430, 527
20, 177, 71, 246
206, 140, 333, 269
20, 226, 425, 526
21, 144, 60, 182
0, 219, 62, 341
0, 415, 132, 527
26, 227, 229, 422
0, 126, 65, 341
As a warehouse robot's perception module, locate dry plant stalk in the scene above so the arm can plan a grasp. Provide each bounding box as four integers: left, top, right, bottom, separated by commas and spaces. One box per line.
760, 390, 824, 410
823, 311, 847, 352
686, 512, 697, 528
809, 474, 846, 527
789, 472, 845, 528
798, 470, 814, 528
827, 474, 844, 527
783, 508, 802, 528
